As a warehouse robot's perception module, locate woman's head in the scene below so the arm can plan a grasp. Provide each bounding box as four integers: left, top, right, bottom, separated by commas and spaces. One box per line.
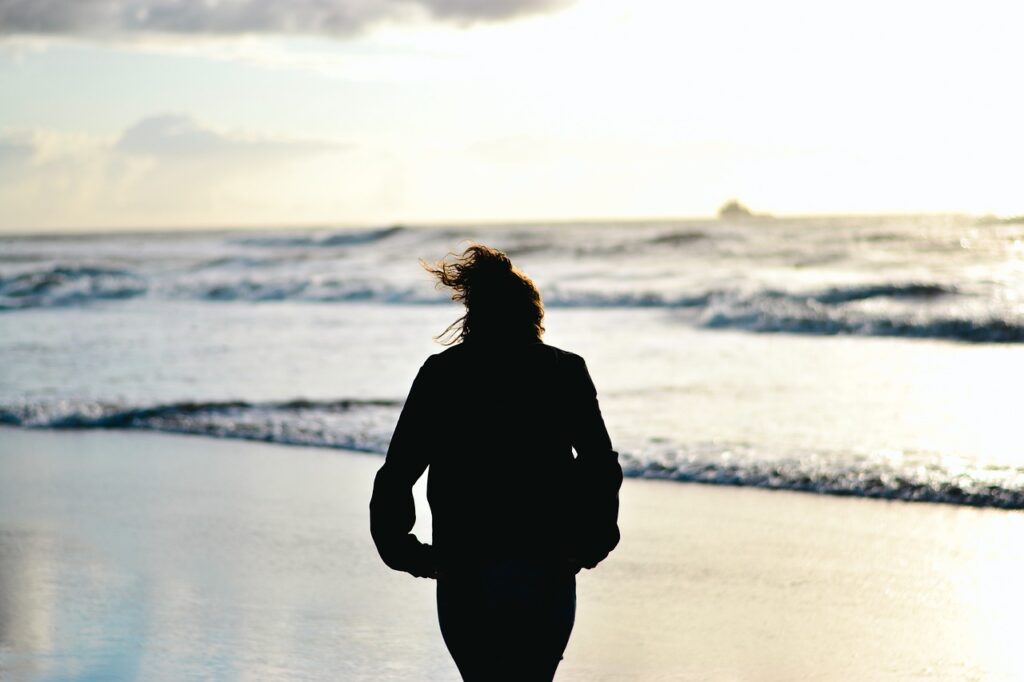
424, 244, 544, 345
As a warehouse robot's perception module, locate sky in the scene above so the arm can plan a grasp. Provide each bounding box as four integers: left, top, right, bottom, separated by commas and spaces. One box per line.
1, 0, 1022, 232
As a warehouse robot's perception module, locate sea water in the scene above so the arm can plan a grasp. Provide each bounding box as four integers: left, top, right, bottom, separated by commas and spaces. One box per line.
1, 215, 1023, 507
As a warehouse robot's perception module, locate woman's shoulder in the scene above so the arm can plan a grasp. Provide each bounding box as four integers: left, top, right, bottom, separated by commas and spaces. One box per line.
426, 341, 587, 370
534, 342, 586, 366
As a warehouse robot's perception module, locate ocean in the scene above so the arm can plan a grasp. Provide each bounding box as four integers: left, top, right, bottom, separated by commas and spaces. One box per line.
2, 214, 1022, 508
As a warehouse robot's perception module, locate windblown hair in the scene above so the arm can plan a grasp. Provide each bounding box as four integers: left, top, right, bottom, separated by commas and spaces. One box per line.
423, 244, 544, 346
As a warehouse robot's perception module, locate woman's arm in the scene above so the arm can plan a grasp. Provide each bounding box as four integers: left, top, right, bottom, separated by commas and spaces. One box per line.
568, 355, 623, 569
369, 357, 437, 578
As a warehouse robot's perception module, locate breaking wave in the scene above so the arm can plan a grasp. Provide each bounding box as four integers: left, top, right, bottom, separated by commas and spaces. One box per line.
620, 444, 1024, 510
181, 279, 443, 304
3, 399, 1022, 509
0, 266, 147, 310
0, 398, 402, 453
809, 283, 955, 303
697, 288, 1024, 342
234, 225, 406, 248
1, 258, 1019, 343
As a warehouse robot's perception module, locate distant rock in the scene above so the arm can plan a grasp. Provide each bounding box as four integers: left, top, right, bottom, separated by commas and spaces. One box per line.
718, 200, 754, 219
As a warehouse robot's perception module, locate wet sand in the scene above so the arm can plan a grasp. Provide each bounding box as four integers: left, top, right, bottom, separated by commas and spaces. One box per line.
1, 428, 1022, 681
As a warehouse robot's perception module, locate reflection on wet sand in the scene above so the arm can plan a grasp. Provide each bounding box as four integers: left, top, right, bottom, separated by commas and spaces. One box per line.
3, 427, 1024, 681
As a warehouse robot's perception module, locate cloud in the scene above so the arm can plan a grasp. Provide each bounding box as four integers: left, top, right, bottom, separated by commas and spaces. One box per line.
0, 0, 570, 37
0, 131, 38, 164
114, 114, 335, 157
0, 115, 365, 230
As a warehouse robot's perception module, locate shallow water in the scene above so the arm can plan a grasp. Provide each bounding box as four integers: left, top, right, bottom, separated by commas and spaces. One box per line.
1, 218, 1023, 506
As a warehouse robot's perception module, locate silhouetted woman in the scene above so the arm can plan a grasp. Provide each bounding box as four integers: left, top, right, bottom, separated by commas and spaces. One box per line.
370, 244, 622, 681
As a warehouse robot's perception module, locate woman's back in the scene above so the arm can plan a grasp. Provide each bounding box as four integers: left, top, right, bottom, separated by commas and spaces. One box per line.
371, 339, 620, 574
430, 340, 616, 568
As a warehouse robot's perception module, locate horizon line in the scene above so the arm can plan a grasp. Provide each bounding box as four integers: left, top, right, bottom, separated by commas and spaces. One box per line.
1, 209, 1011, 239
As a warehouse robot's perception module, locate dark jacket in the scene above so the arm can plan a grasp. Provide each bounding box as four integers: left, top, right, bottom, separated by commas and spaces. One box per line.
369, 341, 622, 578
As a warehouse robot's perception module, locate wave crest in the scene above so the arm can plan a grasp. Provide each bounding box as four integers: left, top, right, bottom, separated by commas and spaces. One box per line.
621, 444, 1024, 509
810, 283, 955, 304
1, 262, 1020, 344
4, 399, 1022, 509
0, 266, 147, 310
698, 289, 1024, 343
235, 225, 405, 248
0, 398, 402, 453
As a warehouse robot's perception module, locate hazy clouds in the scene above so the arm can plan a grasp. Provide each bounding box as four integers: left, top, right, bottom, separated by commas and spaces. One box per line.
2, 115, 339, 162
115, 115, 336, 157
0, 0, 570, 36
0, 115, 366, 230
0, 131, 35, 164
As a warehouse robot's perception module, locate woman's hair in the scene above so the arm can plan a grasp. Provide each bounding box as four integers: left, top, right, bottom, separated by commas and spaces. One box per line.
423, 244, 544, 345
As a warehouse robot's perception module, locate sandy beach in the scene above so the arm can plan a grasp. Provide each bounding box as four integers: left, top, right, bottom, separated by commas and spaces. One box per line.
1, 427, 1023, 681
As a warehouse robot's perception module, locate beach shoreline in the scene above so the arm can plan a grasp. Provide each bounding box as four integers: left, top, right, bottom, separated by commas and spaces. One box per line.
2, 427, 1022, 681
